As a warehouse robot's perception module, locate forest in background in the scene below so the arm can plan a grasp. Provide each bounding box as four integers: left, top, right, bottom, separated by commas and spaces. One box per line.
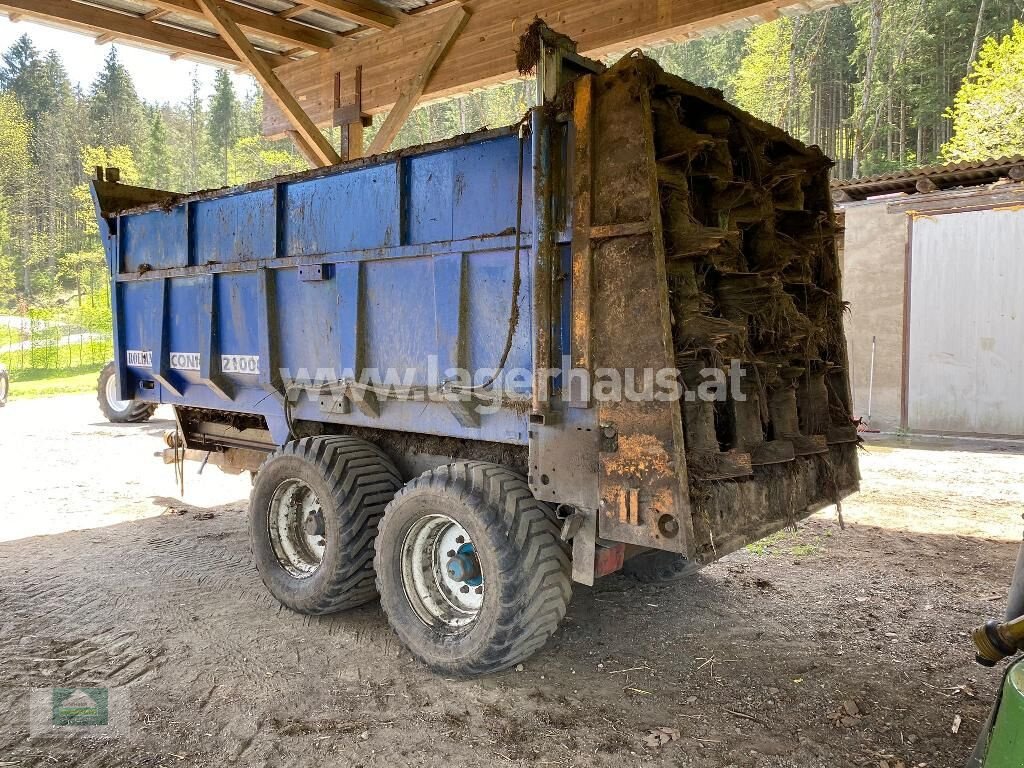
0, 0, 1022, 327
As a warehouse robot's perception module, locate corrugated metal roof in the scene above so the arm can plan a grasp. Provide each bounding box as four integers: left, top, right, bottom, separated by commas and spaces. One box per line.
832, 155, 1024, 200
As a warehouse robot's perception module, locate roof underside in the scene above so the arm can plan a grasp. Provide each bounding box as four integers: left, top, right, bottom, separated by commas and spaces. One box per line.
1, 0, 848, 72
0, 0, 439, 66
1, 0, 855, 153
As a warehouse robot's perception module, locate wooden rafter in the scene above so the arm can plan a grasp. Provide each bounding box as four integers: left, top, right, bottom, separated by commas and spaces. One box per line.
297, 0, 403, 31
408, 0, 463, 15
0, 0, 291, 67
367, 6, 468, 155
196, 0, 341, 167
144, 0, 340, 53
278, 4, 312, 20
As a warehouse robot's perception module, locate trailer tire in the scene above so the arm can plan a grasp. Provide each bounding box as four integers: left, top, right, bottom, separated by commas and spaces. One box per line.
97, 361, 156, 423
249, 436, 402, 615
375, 461, 572, 676
0, 368, 8, 407
623, 550, 701, 583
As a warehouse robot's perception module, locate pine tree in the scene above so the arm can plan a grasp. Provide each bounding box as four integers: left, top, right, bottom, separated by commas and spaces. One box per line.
88, 47, 142, 150
0, 93, 32, 299
141, 109, 172, 189
207, 69, 239, 185
0, 35, 46, 124
173, 70, 208, 192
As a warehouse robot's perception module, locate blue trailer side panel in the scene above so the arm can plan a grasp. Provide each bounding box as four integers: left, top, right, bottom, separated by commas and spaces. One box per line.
103, 131, 537, 446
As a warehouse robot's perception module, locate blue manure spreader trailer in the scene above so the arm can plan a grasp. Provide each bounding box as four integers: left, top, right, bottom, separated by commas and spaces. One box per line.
92, 36, 859, 675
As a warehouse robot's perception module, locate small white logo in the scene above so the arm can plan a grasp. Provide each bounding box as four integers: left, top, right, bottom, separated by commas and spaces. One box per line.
169, 352, 201, 372
126, 350, 152, 368
221, 354, 260, 375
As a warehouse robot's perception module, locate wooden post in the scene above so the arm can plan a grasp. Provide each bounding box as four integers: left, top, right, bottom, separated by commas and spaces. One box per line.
334, 67, 370, 161
366, 6, 469, 156
196, 0, 341, 168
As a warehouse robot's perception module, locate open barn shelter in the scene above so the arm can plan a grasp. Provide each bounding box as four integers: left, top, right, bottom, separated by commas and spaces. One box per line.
4, 2, 1024, 767
0, 0, 843, 165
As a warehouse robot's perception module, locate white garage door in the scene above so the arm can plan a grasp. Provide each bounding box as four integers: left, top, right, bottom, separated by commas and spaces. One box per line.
908, 207, 1024, 436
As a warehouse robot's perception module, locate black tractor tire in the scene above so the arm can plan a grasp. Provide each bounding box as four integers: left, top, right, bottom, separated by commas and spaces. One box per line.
623, 550, 702, 583
0, 368, 8, 407
375, 461, 572, 676
249, 436, 403, 615
97, 361, 156, 423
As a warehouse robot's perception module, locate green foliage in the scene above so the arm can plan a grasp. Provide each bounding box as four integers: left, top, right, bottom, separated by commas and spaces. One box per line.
732, 18, 810, 132
88, 48, 142, 151
647, 0, 1021, 178
942, 21, 1024, 161
0, 35, 47, 131
207, 69, 239, 184
141, 110, 171, 188
228, 136, 306, 184
0, 91, 29, 303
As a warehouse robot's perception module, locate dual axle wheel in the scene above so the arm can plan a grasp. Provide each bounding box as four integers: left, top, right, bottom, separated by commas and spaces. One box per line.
249, 436, 572, 675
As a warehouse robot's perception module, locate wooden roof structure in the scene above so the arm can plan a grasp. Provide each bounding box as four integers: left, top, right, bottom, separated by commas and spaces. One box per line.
1, 0, 844, 166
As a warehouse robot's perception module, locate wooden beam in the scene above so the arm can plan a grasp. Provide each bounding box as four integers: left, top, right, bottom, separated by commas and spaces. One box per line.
95, 32, 117, 45
143, 8, 171, 21
278, 4, 312, 20
409, 0, 464, 16
298, 0, 403, 30
145, 0, 340, 53
367, 7, 468, 155
197, 0, 341, 167
0, 0, 266, 67
263, 0, 816, 136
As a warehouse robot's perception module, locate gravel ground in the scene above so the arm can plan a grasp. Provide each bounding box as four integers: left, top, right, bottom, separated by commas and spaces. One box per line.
0, 394, 1023, 768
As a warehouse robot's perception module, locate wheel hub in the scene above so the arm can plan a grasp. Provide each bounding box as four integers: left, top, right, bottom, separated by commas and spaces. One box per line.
268, 479, 327, 578
302, 508, 325, 537
445, 544, 482, 585
401, 515, 484, 629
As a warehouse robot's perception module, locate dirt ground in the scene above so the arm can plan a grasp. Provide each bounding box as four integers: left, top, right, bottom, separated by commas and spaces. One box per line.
1, 394, 1023, 768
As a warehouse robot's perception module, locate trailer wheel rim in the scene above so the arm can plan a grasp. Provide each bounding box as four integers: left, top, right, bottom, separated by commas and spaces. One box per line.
105, 375, 131, 413
0, 375, 7, 402
401, 514, 484, 629
268, 478, 327, 578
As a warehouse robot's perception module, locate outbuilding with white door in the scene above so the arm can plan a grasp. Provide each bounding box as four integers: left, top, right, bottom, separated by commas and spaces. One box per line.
835, 157, 1024, 437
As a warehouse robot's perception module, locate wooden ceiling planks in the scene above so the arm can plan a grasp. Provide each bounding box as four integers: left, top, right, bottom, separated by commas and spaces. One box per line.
261, 0, 800, 137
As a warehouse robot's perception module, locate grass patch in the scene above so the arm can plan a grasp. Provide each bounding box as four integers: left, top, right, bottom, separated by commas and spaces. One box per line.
745, 530, 788, 556
8, 365, 103, 400
789, 543, 819, 557
745, 528, 826, 558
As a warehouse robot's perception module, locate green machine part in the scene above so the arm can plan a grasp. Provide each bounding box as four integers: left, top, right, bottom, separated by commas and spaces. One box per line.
984, 659, 1024, 767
